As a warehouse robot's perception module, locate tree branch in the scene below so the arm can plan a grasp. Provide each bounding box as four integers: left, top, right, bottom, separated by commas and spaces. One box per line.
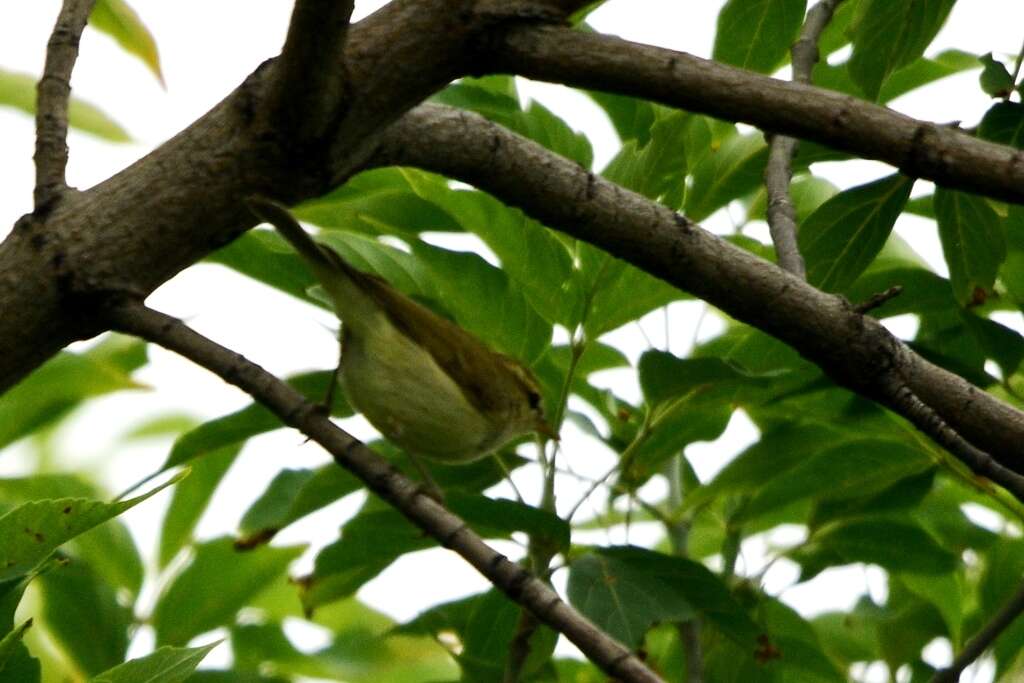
269, 0, 356, 140
371, 104, 1024, 481
491, 26, 1024, 205
762, 0, 846, 278
931, 579, 1024, 683
33, 0, 96, 212
103, 299, 664, 683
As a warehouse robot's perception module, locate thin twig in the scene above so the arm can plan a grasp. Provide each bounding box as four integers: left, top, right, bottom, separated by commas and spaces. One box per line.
762, 0, 846, 278
270, 0, 356, 140
104, 300, 664, 683
1009, 33, 1024, 92
880, 371, 1024, 502
34, 0, 96, 212
931, 579, 1024, 682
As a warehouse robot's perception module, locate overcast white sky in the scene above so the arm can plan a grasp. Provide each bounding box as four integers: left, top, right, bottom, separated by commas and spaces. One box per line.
2, 2, 1023, 680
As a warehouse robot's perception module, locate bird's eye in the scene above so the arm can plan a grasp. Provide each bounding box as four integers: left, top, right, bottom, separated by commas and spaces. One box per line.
527, 390, 542, 410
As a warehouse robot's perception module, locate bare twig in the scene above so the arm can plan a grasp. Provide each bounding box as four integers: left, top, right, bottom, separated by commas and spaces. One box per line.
270, 0, 356, 139
104, 300, 664, 683
763, 135, 805, 277
854, 285, 903, 314
33, 0, 96, 211
931, 580, 1024, 683
763, 0, 846, 277
879, 371, 1024, 501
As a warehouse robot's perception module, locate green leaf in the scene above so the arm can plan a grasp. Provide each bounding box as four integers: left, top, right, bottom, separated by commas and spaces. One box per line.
0, 472, 181, 583
302, 494, 566, 612
737, 439, 932, 523
934, 188, 1006, 305
38, 560, 131, 676
601, 110, 690, 204
808, 519, 956, 573
161, 371, 350, 471
980, 53, 1015, 97
585, 90, 656, 144
978, 100, 1024, 148
432, 190, 583, 328
848, 0, 957, 100
799, 174, 914, 292
412, 242, 551, 364
90, 642, 219, 683
713, 0, 807, 73
961, 311, 1024, 377
296, 170, 462, 237
899, 572, 963, 648
684, 130, 767, 221
435, 79, 592, 167
0, 68, 131, 142
89, 0, 164, 85
301, 507, 435, 613
0, 475, 144, 598
566, 546, 758, 649
152, 538, 303, 646
576, 248, 685, 337
638, 351, 768, 407
815, 50, 979, 104
459, 590, 556, 681
158, 445, 241, 567
747, 175, 839, 225
0, 620, 33, 675
237, 466, 361, 545
0, 336, 146, 450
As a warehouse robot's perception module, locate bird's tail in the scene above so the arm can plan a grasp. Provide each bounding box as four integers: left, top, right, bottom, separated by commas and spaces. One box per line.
246, 195, 333, 269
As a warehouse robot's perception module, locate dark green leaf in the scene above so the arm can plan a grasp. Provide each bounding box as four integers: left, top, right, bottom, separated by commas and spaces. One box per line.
978, 101, 1024, 148
152, 538, 303, 646
91, 642, 219, 683
961, 311, 1024, 377
815, 50, 979, 104
809, 519, 956, 573
684, 131, 767, 221
848, 0, 957, 100
980, 52, 1015, 97
459, 590, 556, 681
412, 242, 551, 364
638, 351, 769, 407
159, 445, 241, 567
799, 174, 914, 291
567, 546, 758, 649
934, 188, 1006, 305
713, 0, 807, 73
602, 110, 690, 204
0, 68, 131, 142
38, 560, 130, 676
237, 467, 360, 545
737, 439, 932, 523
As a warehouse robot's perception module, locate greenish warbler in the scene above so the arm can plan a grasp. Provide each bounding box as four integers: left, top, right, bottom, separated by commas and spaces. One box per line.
247, 197, 555, 464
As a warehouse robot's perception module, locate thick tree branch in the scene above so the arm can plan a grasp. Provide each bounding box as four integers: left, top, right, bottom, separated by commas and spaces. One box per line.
931, 579, 1024, 682
34, 0, 95, 211
491, 26, 1024, 205
371, 105, 1024, 477
0, 0, 588, 394
104, 300, 663, 683
270, 0, 356, 140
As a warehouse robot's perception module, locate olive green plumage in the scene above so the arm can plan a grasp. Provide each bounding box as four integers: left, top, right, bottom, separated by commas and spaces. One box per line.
248, 197, 553, 463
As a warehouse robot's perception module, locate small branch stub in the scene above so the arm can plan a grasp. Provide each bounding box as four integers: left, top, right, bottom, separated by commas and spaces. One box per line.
34, 0, 96, 212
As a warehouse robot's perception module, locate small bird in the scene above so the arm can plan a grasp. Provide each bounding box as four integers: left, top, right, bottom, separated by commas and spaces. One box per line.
247, 197, 555, 468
